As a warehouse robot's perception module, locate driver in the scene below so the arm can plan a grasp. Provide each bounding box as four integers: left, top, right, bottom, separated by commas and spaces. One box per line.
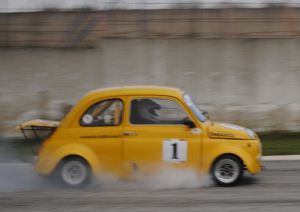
135, 99, 161, 124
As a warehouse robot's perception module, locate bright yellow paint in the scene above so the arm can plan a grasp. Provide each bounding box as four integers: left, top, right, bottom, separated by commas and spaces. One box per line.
33, 86, 262, 178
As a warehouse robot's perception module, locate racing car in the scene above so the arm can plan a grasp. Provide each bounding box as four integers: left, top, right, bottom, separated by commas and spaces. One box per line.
18, 86, 262, 187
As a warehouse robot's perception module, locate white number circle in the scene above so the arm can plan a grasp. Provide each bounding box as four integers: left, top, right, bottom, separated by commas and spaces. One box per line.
82, 114, 93, 124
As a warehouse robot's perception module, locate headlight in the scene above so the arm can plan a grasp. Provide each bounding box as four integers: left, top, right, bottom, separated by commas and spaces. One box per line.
245, 128, 256, 139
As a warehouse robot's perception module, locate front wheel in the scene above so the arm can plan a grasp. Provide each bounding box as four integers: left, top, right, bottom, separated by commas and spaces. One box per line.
211, 155, 243, 186
58, 157, 92, 187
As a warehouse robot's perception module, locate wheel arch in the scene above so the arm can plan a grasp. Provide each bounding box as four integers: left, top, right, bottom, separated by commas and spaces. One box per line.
37, 143, 102, 176
210, 153, 243, 172
55, 154, 91, 171
204, 144, 256, 174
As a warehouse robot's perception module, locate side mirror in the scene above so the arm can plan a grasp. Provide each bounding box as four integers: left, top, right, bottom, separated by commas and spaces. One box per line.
203, 111, 210, 119
183, 119, 196, 128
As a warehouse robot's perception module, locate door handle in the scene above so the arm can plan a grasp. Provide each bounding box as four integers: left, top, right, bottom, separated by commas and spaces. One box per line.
122, 131, 137, 136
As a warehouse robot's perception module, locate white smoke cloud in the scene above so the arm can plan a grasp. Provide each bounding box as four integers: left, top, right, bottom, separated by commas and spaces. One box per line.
97, 167, 213, 190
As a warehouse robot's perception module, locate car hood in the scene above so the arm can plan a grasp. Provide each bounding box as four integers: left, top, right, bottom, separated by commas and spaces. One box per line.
207, 122, 253, 140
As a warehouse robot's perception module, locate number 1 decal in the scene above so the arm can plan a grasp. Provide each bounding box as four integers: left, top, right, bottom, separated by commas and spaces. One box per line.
171, 143, 178, 159
163, 139, 187, 162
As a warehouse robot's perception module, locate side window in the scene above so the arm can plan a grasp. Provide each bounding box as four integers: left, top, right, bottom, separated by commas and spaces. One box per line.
80, 99, 123, 126
130, 98, 188, 125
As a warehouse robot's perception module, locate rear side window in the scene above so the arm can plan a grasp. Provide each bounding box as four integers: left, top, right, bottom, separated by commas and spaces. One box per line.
80, 99, 123, 126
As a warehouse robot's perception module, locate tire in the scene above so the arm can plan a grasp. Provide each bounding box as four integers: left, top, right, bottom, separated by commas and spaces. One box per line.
58, 156, 92, 188
211, 155, 243, 186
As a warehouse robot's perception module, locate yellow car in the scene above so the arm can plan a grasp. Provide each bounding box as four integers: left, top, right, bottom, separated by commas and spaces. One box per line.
19, 86, 262, 187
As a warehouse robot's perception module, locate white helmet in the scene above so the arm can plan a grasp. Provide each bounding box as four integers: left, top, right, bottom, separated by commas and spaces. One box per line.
137, 99, 161, 123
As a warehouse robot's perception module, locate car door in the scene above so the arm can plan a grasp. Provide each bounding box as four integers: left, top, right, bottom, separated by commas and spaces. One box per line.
75, 97, 124, 175
122, 95, 202, 175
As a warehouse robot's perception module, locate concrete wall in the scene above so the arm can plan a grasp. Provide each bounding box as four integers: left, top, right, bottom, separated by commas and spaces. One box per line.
2, 8, 300, 47
1, 39, 300, 135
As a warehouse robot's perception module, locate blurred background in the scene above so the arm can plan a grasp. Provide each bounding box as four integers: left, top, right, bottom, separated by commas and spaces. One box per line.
1, 0, 300, 156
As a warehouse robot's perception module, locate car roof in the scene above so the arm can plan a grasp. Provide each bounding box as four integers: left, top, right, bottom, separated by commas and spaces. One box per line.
84, 86, 184, 100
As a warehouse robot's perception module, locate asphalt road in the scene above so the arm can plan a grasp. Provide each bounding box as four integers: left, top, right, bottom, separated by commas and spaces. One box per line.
0, 160, 299, 212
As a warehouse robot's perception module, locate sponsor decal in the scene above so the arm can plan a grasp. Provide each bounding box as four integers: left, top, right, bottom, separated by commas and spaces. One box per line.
209, 131, 235, 138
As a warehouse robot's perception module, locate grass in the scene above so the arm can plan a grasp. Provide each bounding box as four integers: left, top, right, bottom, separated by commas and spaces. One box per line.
0, 132, 300, 162
259, 132, 300, 156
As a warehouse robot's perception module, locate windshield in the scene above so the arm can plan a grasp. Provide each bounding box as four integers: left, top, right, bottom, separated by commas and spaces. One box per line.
183, 94, 207, 122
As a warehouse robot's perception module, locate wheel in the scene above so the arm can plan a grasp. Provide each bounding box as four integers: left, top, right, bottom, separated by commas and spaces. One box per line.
58, 157, 92, 187
211, 155, 243, 186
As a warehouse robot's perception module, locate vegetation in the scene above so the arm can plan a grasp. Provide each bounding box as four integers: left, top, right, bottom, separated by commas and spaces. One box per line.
259, 132, 300, 156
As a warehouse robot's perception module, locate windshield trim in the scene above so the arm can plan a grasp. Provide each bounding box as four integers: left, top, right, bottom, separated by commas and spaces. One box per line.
183, 94, 207, 122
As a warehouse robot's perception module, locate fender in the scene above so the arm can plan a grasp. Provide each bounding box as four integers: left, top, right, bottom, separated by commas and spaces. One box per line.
202, 142, 260, 174
36, 142, 101, 176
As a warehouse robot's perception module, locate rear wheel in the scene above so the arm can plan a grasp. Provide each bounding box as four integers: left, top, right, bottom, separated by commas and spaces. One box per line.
212, 155, 243, 186
58, 157, 92, 187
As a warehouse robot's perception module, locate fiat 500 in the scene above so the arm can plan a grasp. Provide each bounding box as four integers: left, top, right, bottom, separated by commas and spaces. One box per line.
18, 86, 262, 187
